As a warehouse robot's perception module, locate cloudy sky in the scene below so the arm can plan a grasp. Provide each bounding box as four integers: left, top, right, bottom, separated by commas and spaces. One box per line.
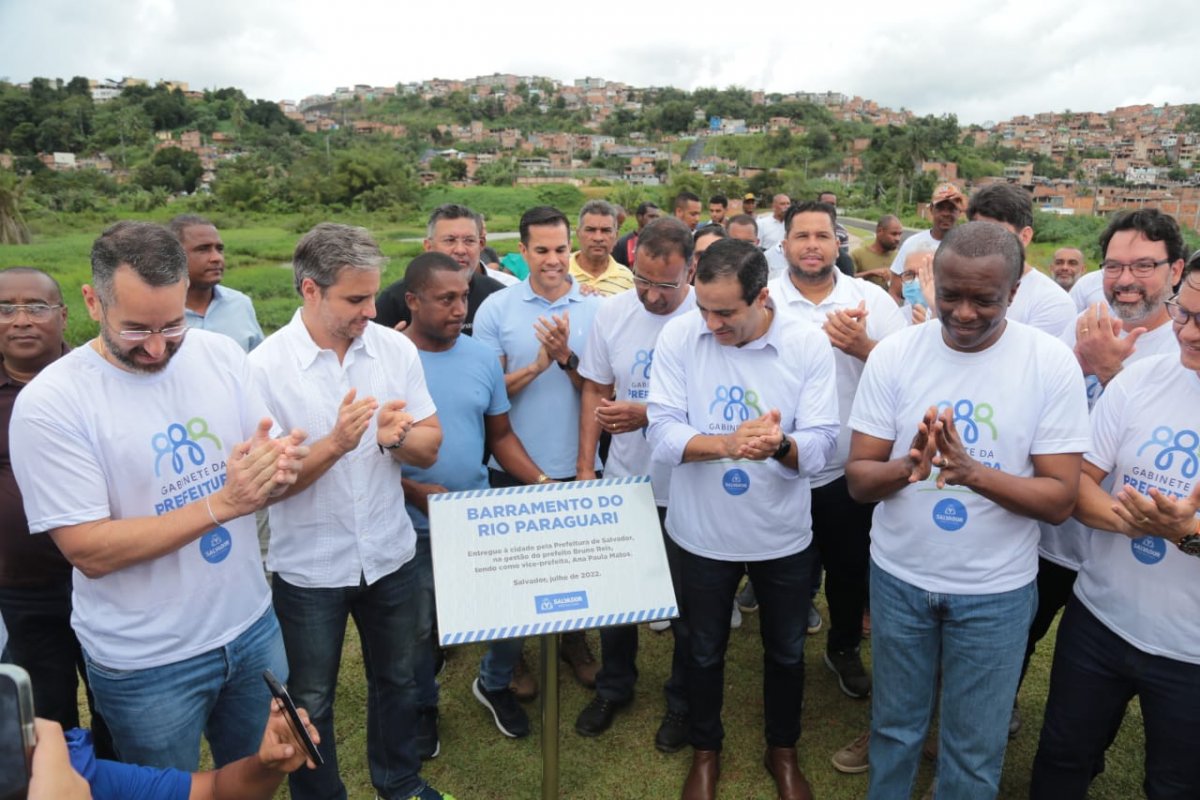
2, 0, 1197, 125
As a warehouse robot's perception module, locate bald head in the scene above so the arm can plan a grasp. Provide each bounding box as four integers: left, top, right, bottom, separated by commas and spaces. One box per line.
1051, 247, 1086, 291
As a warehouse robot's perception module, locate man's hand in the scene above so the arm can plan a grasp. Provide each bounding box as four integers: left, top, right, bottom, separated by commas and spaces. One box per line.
931, 406, 981, 489
595, 398, 648, 435
216, 419, 303, 519
726, 409, 784, 461
266, 428, 310, 498
534, 313, 572, 365
823, 300, 873, 360
1112, 482, 1200, 543
330, 389, 379, 455
578, 283, 601, 297
904, 406, 940, 483
376, 400, 414, 449
28, 719, 91, 800
917, 256, 937, 310
1075, 302, 1143, 385
258, 699, 321, 773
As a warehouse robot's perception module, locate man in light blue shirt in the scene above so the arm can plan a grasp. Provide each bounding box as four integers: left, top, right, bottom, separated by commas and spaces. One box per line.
400, 252, 553, 752
473, 206, 604, 689
170, 215, 264, 352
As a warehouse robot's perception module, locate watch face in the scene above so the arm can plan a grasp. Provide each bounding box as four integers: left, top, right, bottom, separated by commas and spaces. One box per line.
1178, 534, 1200, 556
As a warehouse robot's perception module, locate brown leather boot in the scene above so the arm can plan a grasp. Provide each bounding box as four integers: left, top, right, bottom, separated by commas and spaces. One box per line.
681, 749, 720, 800
560, 631, 599, 688
763, 746, 814, 800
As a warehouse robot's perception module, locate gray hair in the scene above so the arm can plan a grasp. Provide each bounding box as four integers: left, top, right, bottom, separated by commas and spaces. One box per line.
578, 199, 618, 230
90, 221, 187, 305
425, 204, 483, 241
292, 223, 386, 296
167, 214, 214, 240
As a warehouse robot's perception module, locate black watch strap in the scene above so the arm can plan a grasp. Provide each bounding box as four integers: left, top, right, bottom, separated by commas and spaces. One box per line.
771, 436, 793, 461
558, 352, 579, 371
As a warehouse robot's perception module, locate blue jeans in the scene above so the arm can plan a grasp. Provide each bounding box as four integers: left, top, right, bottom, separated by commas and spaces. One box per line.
273, 562, 428, 800
596, 506, 687, 713
83, 605, 286, 770
1031, 599, 1200, 799
867, 561, 1034, 800
677, 542, 816, 751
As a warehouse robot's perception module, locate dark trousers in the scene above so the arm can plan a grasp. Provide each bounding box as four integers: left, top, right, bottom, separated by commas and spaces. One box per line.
595, 506, 687, 713
0, 583, 114, 759
678, 542, 817, 751
1019, 556, 1078, 685
810, 477, 873, 652
1031, 599, 1200, 799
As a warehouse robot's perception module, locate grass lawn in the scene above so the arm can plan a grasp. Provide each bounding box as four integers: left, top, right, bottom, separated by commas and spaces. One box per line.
293, 594, 1147, 799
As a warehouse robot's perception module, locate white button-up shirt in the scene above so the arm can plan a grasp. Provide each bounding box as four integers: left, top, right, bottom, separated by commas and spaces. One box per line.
249, 309, 437, 588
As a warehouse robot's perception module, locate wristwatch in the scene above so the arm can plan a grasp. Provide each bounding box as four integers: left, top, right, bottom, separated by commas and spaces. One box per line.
771, 436, 793, 462
558, 352, 580, 371
1176, 522, 1200, 557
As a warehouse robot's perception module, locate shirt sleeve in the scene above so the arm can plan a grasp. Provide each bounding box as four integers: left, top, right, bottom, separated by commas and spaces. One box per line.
577, 304, 615, 385
849, 337, 901, 443
10, 389, 111, 532
1084, 364, 1128, 473
472, 294, 505, 361
646, 320, 699, 466
485, 352, 512, 416
1030, 340, 1091, 456
789, 332, 840, 476
402, 341, 438, 423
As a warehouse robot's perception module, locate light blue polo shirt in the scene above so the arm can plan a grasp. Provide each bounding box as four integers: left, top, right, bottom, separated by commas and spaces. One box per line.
473, 279, 601, 478
405, 334, 510, 531
184, 285, 265, 352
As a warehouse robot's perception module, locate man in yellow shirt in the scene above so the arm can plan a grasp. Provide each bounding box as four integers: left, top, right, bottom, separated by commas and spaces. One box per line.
569, 200, 635, 296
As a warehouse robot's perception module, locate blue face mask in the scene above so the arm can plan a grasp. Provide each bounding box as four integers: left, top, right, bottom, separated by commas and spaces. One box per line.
902, 279, 925, 307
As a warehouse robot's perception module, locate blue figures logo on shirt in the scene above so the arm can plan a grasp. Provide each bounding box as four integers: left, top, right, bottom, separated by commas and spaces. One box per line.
1130, 535, 1167, 565
1136, 426, 1200, 480
631, 348, 654, 380
936, 399, 997, 444
709, 384, 763, 423
151, 417, 223, 477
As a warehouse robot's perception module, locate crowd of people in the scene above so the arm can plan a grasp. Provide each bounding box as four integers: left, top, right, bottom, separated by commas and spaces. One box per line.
1, 184, 1198, 800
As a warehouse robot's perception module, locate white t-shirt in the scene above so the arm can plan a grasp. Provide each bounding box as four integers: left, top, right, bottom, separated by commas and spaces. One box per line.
10, 331, 273, 669
1069, 270, 1105, 313
577, 288, 696, 506
850, 320, 1090, 594
756, 213, 787, 253
1074, 355, 1200, 664
769, 271, 907, 487
888, 230, 940, 276
1010, 267, 1076, 338
248, 310, 437, 589
1038, 318, 1179, 569
647, 308, 839, 560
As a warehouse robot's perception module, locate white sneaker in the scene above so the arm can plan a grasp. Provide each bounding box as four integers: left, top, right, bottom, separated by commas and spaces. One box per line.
649, 619, 671, 632
731, 602, 743, 629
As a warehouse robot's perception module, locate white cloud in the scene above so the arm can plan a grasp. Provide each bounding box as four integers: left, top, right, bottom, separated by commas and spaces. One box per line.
2, 0, 1196, 122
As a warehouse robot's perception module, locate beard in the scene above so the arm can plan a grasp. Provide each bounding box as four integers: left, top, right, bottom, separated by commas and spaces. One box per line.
100, 324, 181, 373
790, 262, 835, 283
1107, 281, 1169, 324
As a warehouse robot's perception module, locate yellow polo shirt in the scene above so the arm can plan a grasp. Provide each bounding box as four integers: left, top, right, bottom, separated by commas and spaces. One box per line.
569, 253, 635, 297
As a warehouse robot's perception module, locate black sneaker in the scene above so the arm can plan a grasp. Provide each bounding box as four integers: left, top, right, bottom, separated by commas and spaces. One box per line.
654, 709, 689, 753
574, 695, 628, 737
472, 677, 531, 738
416, 706, 440, 760
824, 648, 871, 699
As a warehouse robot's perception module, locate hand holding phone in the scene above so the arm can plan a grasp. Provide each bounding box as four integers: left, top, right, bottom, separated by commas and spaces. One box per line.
262, 670, 323, 767
0, 664, 36, 800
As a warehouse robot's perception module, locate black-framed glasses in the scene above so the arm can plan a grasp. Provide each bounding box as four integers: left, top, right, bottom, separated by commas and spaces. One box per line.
633, 273, 683, 291
1165, 296, 1200, 328
1099, 258, 1170, 277
0, 303, 63, 321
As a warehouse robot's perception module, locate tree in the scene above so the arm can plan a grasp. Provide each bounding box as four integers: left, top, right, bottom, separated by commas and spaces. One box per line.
137, 146, 203, 193
0, 172, 31, 244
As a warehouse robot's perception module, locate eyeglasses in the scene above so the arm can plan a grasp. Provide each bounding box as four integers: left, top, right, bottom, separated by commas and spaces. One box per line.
114, 324, 188, 342
0, 303, 63, 321
1165, 296, 1200, 328
633, 273, 683, 291
434, 236, 480, 249
1099, 258, 1170, 277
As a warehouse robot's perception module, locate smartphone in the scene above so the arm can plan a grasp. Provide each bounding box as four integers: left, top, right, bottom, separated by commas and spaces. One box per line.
262, 670, 323, 767
0, 664, 36, 800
